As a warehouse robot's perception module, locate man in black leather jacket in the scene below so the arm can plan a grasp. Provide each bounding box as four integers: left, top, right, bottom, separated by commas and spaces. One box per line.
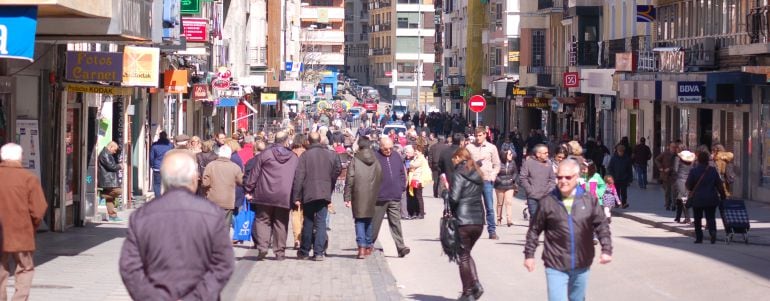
98, 141, 122, 222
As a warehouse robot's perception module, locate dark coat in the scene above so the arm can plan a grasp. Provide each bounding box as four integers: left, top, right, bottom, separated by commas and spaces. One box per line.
428, 142, 449, 170
686, 165, 726, 208
149, 139, 173, 171
524, 187, 612, 271
119, 189, 234, 300
655, 151, 677, 182
230, 153, 245, 205
632, 144, 652, 166
438, 144, 460, 184
448, 163, 485, 225
494, 161, 519, 191
608, 153, 633, 186
292, 144, 342, 203
343, 148, 382, 218
98, 148, 121, 188
244, 145, 299, 209
374, 150, 406, 201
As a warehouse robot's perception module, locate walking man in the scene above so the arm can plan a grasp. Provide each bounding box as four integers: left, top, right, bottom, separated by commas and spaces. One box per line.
428, 137, 449, 197
98, 141, 123, 221
439, 133, 466, 187
292, 132, 342, 261
524, 159, 613, 301
202, 145, 244, 225
150, 131, 173, 196
343, 137, 382, 259
120, 150, 234, 300
632, 137, 652, 189
244, 131, 299, 261
371, 137, 411, 257
655, 142, 679, 210
520, 144, 556, 219
0, 143, 48, 301
466, 128, 502, 239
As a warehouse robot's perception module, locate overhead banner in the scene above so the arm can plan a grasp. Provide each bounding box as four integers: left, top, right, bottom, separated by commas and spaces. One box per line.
66, 83, 133, 95
164, 70, 189, 93
0, 6, 38, 62
65, 51, 123, 83
122, 46, 160, 87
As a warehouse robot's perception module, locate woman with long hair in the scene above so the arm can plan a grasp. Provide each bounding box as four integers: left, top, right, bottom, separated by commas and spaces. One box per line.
494, 149, 518, 227
448, 147, 485, 300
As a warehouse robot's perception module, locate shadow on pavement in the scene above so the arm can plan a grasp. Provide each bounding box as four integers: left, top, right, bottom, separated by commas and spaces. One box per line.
405, 294, 456, 301
34, 224, 127, 268
624, 235, 770, 281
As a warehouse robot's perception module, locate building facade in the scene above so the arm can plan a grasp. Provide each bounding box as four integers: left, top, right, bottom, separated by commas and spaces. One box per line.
344, 0, 370, 84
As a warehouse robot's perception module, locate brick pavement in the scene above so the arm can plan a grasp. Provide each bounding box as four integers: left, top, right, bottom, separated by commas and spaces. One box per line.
227, 192, 402, 301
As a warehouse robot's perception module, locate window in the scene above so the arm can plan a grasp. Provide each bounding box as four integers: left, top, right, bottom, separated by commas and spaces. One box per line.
397, 12, 420, 28
532, 29, 545, 67
397, 62, 416, 73
397, 37, 420, 53
398, 0, 421, 4
310, 0, 332, 6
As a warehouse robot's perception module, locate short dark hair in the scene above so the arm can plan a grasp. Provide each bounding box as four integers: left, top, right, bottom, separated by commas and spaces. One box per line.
358, 136, 372, 149
452, 133, 465, 145
159, 131, 168, 140
697, 151, 710, 164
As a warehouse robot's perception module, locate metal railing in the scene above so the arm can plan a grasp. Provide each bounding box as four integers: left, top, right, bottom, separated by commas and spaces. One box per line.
371, 48, 391, 55
570, 41, 600, 66
371, 23, 391, 32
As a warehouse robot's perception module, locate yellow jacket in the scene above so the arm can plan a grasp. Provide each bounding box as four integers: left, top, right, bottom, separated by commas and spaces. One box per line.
407, 152, 433, 196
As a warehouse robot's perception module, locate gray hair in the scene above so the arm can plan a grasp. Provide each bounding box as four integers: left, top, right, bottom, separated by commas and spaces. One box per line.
160, 150, 198, 192
558, 157, 581, 175
218, 145, 233, 158
274, 131, 289, 145
0, 143, 23, 161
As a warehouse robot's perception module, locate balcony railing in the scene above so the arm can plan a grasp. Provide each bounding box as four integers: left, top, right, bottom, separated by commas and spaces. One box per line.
368, 0, 391, 10
569, 41, 600, 66
371, 23, 391, 32
537, 0, 564, 12
525, 66, 568, 87
371, 48, 391, 55
248, 46, 267, 66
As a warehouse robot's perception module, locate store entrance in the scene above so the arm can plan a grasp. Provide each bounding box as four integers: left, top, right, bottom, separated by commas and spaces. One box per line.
698, 108, 714, 148
0, 92, 13, 146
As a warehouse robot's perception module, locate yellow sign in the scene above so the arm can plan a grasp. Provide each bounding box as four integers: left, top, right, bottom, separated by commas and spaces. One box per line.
508, 51, 520, 62
512, 87, 526, 96
122, 46, 160, 87
66, 83, 132, 95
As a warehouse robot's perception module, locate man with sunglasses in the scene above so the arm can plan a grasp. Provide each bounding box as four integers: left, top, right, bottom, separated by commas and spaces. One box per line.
520, 144, 556, 219
466, 127, 502, 240
524, 159, 613, 301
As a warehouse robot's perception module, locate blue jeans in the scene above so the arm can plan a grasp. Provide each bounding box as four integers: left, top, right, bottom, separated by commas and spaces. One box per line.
527, 198, 539, 219
152, 170, 162, 196
634, 164, 647, 188
546, 267, 591, 301
299, 200, 329, 257
354, 218, 373, 247
482, 181, 496, 235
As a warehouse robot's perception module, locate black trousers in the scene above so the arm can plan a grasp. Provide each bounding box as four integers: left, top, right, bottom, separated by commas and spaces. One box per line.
432, 170, 440, 198
457, 225, 483, 293
617, 184, 629, 205
406, 188, 424, 217
693, 205, 717, 241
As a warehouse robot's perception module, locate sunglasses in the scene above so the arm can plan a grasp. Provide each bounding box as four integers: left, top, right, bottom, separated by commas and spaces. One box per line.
556, 175, 577, 181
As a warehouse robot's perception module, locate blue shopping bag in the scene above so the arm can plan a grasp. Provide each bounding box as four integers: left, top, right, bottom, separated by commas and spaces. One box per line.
232, 199, 255, 241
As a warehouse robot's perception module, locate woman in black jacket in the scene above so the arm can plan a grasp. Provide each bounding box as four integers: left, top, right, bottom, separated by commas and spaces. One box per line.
686, 151, 727, 244
494, 149, 518, 227
448, 147, 485, 300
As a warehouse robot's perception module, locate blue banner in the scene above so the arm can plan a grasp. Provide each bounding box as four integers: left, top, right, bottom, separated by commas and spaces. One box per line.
217, 97, 238, 107
0, 6, 38, 61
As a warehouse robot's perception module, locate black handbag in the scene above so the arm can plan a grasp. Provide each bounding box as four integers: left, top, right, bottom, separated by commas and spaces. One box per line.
439, 194, 461, 262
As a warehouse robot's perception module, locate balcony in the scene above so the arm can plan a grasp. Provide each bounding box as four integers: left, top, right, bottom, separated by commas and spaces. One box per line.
368, 0, 392, 10
525, 66, 568, 87
248, 46, 267, 67
729, 6, 770, 55
371, 23, 392, 32
537, 0, 564, 12
371, 48, 392, 55
304, 30, 345, 44
32, 0, 153, 41
300, 7, 345, 21
569, 41, 600, 66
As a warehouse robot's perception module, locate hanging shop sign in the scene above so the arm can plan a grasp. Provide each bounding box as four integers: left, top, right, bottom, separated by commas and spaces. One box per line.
211, 78, 230, 90
563, 72, 580, 88
164, 70, 189, 93
122, 46, 160, 87
261, 93, 277, 105
0, 6, 38, 62
191, 84, 208, 100
65, 51, 123, 82
180, 0, 201, 14
677, 81, 705, 104
217, 97, 238, 107
66, 83, 133, 95
182, 17, 208, 42
519, 97, 550, 109
508, 51, 520, 62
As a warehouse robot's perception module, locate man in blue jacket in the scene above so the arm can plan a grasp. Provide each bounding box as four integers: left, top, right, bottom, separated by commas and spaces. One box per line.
371, 137, 411, 258
149, 131, 173, 196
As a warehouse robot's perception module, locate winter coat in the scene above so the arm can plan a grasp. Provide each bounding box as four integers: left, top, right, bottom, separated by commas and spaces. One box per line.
714, 151, 735, 183
438, 144, 461, 185
292, 144, 342, 203
524, 186, 612, 271
0, 161, 48, 252
494, 161, 519, 191
230, 153, 245, 207
686, 165, 726, 208
343, 148, 383, 219
674, 157, 694, 200
654, 151, 678, 182
374, 149, 407, 201
119, 188, 234, 300
407, 152, 432, 196
149, 139, 174, 170
608, 153, 633, 186
98, 148, 121, 188
244, 145, 299, 209
202, 158, 244, 210
448, 162, 485, 226
632, 144, 652, 166
520, 157, 556, 200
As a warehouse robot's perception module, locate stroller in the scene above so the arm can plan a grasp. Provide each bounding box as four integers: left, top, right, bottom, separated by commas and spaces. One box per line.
721, 199, 750, 244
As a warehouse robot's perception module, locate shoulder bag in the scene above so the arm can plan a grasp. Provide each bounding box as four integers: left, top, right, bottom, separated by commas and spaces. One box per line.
686, 167, 709, 208
439, 194, 461, 262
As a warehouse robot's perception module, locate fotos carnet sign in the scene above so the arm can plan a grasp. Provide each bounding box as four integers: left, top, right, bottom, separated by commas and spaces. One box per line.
677, 81, 705, 104
65, 51, 123, 82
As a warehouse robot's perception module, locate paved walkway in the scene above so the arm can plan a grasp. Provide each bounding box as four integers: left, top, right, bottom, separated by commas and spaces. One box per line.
226, 192, 402, 301
614, 184, 770, 245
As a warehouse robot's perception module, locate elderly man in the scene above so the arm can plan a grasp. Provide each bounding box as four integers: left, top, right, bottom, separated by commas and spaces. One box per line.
524, 159, 612, 301
655, 142, 679, 211
120, 150, 234, 300
466, 127, 502, 240
0, 143, 48, 301
202, 145, 244, 225
98, 141, 123, 221
520, 144, 556, 220
371, 136, 411, 257
244, 131, 299, 261
292, 132, 342, 261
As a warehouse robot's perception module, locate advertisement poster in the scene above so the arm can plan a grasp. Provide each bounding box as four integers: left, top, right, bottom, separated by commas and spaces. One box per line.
15, 119, 41, 178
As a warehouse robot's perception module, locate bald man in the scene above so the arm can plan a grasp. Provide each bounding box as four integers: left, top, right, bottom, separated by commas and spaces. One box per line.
371, 137, 411, 257
120, 150, 234, 300
524, 159, 612, 301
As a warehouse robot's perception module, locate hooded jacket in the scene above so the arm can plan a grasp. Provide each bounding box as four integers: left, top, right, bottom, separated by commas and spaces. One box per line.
244, 145, 299, 209
524, 186, 612, 271
448, 162, 485, 225
343, 148, 382, 219
292, 144, 342, 203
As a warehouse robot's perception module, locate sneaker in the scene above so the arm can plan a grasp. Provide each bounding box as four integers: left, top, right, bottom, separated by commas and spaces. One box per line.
108, 216, 124, 222
313, 255, 325, 261
489, 233, 500, 240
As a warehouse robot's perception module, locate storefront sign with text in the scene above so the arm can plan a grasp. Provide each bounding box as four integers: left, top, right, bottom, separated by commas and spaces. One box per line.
65, 51, 123, 82
122, 46, 160, 87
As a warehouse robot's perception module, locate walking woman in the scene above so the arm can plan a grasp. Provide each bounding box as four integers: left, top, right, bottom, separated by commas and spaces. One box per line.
494, 149, 518, 227
673, 150, 696, 224
448, 147, 485, 300
406, 145, 432, 219
686, 151, 727, 244
608, 144, 633, 208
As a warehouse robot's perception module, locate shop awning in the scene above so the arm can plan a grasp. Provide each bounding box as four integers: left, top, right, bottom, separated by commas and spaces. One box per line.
557, 96, 587, 104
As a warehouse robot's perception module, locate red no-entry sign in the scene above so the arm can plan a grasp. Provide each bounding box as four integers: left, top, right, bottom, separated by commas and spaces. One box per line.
469, 95, 486, 113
